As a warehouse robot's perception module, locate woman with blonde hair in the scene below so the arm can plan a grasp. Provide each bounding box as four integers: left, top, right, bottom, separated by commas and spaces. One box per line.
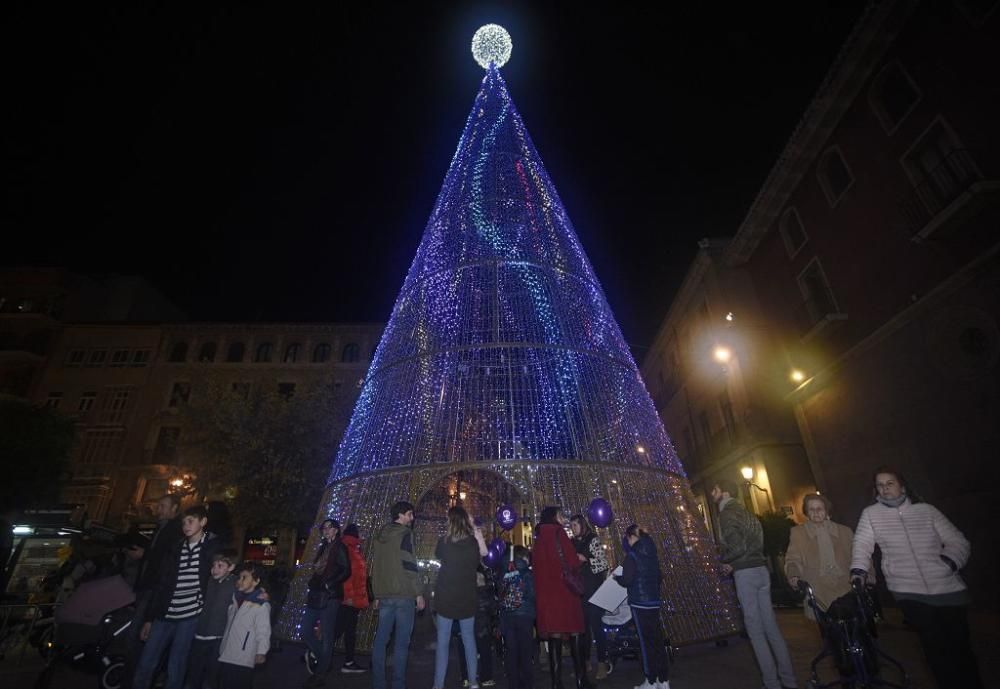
784, 493, 856, 618
432, 506, 489, 689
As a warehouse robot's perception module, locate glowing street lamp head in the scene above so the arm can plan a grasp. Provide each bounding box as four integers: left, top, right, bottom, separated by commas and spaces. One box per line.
472, 24, 512, 69
740, 466, 754, 481
713, 345, 732, 364
790, 369, 806, 383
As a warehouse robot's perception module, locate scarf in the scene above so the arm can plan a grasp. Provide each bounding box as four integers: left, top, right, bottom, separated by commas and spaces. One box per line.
877, 494, 907, 508
805, 520, 844, 578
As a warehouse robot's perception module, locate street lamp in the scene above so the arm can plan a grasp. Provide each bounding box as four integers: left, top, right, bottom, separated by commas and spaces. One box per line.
740, 465, 754, 481
789, 369, 806, 384
713, 346, 732, 364
740, 465, 773, 512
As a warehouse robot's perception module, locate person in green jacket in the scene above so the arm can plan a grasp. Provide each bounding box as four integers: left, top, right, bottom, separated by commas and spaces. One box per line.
370, 501, 426, 689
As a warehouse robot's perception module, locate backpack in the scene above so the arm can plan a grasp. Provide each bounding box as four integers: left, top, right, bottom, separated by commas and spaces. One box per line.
501, 571, 525, 610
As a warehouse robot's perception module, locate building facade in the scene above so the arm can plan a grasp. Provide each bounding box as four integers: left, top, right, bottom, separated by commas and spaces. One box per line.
648, 0, 999, 606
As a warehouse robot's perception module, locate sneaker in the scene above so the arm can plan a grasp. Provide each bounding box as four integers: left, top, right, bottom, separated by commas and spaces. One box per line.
341, 661, 367, 674
633, 681, 656, 689
304, 650, 318, 675
482, 681, 497, 687
463, 681, 470, 688
654, 682, 671, 689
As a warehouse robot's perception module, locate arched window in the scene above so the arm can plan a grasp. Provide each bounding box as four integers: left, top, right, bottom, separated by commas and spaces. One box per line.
283, 343, 301, 363
778, 207, 808, 258
817, 147, 854, 207
168, 341, 188, 363
313, 343, 331, 363
341, 342, 360, 363
226, 341, 245, 363
198, 341, 217, 362
255, 342, 273, 363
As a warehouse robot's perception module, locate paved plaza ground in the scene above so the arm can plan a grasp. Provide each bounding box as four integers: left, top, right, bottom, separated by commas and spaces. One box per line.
2, 607, 996, 689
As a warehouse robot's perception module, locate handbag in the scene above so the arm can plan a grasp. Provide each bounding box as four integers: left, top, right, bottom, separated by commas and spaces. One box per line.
554, 530, 585, 597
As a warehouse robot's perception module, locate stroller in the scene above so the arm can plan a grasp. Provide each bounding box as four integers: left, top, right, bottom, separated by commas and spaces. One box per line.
798, 579, 908, 689
600, 601, 673, 668
34, 575, 136, 689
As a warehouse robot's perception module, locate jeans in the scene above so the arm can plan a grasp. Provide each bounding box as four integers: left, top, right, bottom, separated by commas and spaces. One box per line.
631, 607, 669, 683
457, 627, 493, 682
582, 601, 609, 663
434, 615, 476, 689
184, 637, 221, 689
217, 662, 254, 689
733, 566, 796, 689
121, 591, 152, 689
372, 598, 416, 689
132, 616, 200, 689
302, 600, 340, 675
896, 600, 983, 689
500, 615, 534, 689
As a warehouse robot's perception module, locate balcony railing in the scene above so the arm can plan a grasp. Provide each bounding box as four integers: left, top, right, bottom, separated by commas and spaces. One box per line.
899, 149, 982, 238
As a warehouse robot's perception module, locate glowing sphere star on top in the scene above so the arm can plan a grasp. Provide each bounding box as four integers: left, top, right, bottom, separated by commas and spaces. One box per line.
472, 24, 512, 69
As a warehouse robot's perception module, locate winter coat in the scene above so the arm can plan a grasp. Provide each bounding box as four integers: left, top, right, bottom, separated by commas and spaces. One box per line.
196, 572, 237, 637
573, 532, 610, 599
614, 534, 661, 608
340, 534, 369, 609
718, 499, 767, 571
145, 532, 222, 622
532, 523, 584, 635
433, 536, 480, 620
851, 499, 970, 597
308, 538, 351, 602
218, 589, 271, 669
499, 558, 536, 619
784, 520, 855, 617
135, 517, 183, 593
371, 521, 421, 599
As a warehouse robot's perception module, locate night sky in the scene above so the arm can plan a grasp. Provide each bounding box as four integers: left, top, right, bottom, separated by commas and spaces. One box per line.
4, 2, 866, 352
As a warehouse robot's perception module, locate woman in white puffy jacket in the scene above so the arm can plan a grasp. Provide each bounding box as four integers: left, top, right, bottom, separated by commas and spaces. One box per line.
850, 467, 982, 689
217, 562, 271, 689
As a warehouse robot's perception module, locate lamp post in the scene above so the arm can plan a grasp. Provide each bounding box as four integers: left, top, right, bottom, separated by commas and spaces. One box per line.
740, 465, 774, 514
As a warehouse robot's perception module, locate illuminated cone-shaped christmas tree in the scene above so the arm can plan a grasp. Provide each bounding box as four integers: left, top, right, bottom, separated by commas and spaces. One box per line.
280, 25, 739, 645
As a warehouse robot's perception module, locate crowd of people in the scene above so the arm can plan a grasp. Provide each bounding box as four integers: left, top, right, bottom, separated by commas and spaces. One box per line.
28, 465, 982, 689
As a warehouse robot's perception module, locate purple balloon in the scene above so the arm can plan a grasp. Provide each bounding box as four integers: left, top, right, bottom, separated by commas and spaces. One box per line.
483, 548, 500, 567
496, 504, 518, 531
588, 497, 613, 528
489, 537, 507, 555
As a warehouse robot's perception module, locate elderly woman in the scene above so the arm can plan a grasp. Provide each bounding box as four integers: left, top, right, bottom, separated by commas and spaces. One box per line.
784, 493, 854, 618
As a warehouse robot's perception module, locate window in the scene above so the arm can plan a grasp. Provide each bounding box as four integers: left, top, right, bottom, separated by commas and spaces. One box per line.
231, 382, 251, 399
226, 342, 246, 363
168, 342, 188, 363
86, 350, 107, 368
78, 391, 97, 412
77, 429, 122, 469
110, 349, 130, 367
313, 343, 331, 363
131, 349, 151, 367
45, 392, 63, 409
66, 349, 86, 367
277, 382, 296, 400
698, 411, 712, 453
869, 61, 920, 134
100, 386, 132, 425
341, 342, 360, 363
255, 342, 273, 363
169, 382, 191, 408
901, 119, 979, 221
778, 207, 808, 258
796, 258, 840, 334
153, 427, 181, 463
283, 343, 301, 363
198, 342, 217, 363
818, 147, 854, 207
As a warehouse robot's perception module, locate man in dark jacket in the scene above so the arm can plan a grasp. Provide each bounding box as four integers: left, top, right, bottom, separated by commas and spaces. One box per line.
122, 494, 183, 689
713, 480, 797, 689
302, 518, 351, 688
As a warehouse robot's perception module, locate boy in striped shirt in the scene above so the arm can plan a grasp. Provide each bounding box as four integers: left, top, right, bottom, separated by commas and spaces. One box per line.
132, 504, 221, 689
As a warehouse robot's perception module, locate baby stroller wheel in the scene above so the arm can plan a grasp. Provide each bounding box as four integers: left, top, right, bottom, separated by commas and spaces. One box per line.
100, 659, 125, 689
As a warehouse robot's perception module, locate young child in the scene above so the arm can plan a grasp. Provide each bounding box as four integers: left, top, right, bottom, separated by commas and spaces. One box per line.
185, 549, 238, 689
217, 562, 271, 689
499, 546, 536, 689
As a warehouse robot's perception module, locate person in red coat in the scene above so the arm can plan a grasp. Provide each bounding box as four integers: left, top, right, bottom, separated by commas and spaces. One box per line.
533, 506, 592, 689
333, 524, 370, 674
